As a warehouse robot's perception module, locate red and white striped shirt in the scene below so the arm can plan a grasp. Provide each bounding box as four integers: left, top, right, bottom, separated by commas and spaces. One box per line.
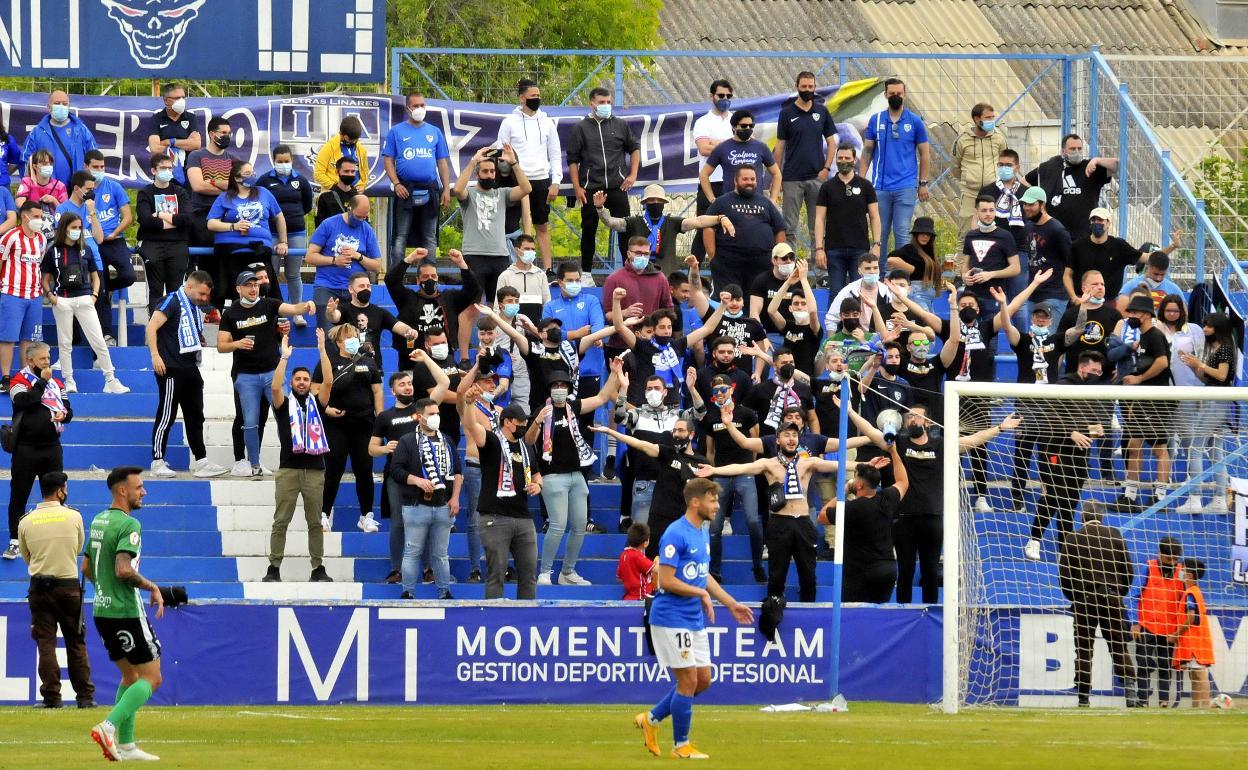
0, 227, 47, 299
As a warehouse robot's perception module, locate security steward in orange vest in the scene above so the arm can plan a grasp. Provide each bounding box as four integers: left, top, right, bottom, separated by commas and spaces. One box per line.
1130, 536, 1184, 707
17, 471, 95, 708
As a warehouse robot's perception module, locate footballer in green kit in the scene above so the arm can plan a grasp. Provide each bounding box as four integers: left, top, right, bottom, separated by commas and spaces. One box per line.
82, 466, 165, 762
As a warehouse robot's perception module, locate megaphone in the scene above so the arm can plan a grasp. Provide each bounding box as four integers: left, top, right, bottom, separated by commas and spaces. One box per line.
877, 409, 903, 445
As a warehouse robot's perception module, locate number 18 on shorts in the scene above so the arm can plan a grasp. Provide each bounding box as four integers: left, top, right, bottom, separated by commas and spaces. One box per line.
651, 626, 711, 669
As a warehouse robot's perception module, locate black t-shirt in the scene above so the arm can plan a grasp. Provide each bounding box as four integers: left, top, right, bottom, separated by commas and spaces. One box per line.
703, 311, 766, 359
780, 321, 819, 377
1130, 325, 1173, 386
477, 431, 534, 518
313, 349, 381, 420
706, 192, 786, 264
1068, 236, 1140, 299
153, 291, 201, 370
812, 375, 861, 442
900, 356, 946, 420
702, 405, 758, 466
274, 395, 327, 471
650, 446, 708, 523
623, 215, 685, 275
523, 343, 576, 412
939, 318, 996, 383
1025, 157, 1111, 240
371, 403, 420, 471
625, 337, 689, 407
748, 271, 795, 334
745, 380, 815, 435
540, 399, 587, 474
1026, 218, 1072, 301
816, 174, 876, 250
220, 297, 283, 375
1011, 332, 1062, 384
1055, 302, 1121, 376
340, 302, 399, 369
896, 434, 942, 517
694, 363, 753, 408
888, 243, 935, 285
962, 226, 1017, 297
845, 486, 901, 568
411, 358, 462, 442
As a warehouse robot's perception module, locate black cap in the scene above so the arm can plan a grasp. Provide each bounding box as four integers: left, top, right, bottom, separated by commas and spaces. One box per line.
537, 316, 563, 328
910, 216, 936, 236
1126, 294, 1155, 316
500, 403, 529, 423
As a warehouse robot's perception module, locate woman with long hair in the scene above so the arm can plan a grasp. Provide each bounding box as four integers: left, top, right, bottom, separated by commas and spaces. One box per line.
1177, 312, 1237, 513
38, 214, 128, 394
885, 216, 939, 310
206, 159, 287, 308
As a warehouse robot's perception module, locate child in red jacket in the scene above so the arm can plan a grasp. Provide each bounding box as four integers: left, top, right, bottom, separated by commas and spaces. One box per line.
617, 523, 654, 600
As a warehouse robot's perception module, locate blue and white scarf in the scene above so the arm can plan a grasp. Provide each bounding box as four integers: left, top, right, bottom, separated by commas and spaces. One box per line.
780, 454, 804, 500
417, 431, 454, 490
650, 341, 681, 389
174, 287, 203, 354
289, 393, 330, 455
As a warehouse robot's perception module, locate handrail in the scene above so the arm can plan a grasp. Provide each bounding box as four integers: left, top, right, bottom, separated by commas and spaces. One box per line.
392, 47, 1074, 62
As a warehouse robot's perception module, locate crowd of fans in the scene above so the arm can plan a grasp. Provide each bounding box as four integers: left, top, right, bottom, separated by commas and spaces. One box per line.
0, 74, 1235, 611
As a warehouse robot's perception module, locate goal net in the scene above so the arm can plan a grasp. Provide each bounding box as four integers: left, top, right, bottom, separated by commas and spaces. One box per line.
942, 382, 1248, 712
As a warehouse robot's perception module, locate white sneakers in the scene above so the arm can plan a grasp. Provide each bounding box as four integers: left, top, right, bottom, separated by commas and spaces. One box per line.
150, 459, 177, 478
102, 377, 129, 394
192, 458, 228, 478
975, 497, 993, 514
558, 571, 592, 586
1177, 496, 1203, 514
536, 572, 553, 586
722, 519, 734, 536
1023, 539, 1042, 562
320, 513, 332, 531
117, 744, 160, 761
357, 512, 380, 533
230, 459, 253, 477
63, 377, 77, 393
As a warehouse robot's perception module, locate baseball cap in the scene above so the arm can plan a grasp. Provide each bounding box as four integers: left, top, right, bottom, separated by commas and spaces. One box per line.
641, 184, 669, 203
499, 403, 529, 423
537, 316, 563, 329
1020, 187, 1047, 205
1089, 207, 1113, 221
771, 243, 795, 260
235, 271, 259, 285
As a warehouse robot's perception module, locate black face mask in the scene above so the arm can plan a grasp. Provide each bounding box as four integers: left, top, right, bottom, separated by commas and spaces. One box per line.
654, 334, 672, 347
338, 174, 356, 188
887, 95, 904, 110
545, 328, 563, 344
907, 424, 925, 439
420, 279, 438, 295
1127, 317, 1143, 329
645, 203, 665, 220
959, 307, 978, 325
673, 437, 690, 451
81, 191, 94, 201
355, 288, 372, 305
778, 363, 795, 380
840, 317, 860, 333
213, 133, 231, 149
713, 359, 735, 372
477, 177, 497, 190
883, 362, 902, 377
394, 395, 413, 406
735, 127, 754, 140
798, 90, 816, 103
525, 97, 541, 111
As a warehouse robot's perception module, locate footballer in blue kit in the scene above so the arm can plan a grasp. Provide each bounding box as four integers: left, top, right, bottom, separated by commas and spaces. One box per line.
635, 477, 754, 760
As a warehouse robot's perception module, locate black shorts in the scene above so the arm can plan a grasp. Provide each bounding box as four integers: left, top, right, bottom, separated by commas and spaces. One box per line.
527, 178, 552, 226
95, 615, 162, 665
1123, 400, 1176, 445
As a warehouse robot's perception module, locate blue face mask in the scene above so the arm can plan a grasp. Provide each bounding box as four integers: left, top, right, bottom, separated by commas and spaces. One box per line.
1087, 295, 1105, 306
1030, 324, 1051, 337
594, 103, 612, 119
501, 303, 520, 318
274, 162, 293, 176
50, 104, 70, 122
344, 337, 361, 355
997, 165, 1014, 182
241, 175, 258, 188
563, 281, 581, 297
155, 169, 174, 183
631, 256, 649, 272
980, 119, 997, 133
1090, 222, 1106, 238
724, 309, 743, 319
715, 98, 731, 113
90, 169, 105, 182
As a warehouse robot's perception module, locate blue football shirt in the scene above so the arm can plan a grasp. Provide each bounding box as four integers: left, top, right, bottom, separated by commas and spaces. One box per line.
649, 515, 710, 631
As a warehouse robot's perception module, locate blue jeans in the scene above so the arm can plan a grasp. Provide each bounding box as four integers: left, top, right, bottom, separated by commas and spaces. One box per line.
631, 479, 656, 526
825, 247, 860, 299
401, 503, 452, 593
877, 187, 918, 254
539, 471, 588, 575
462, 463, 484, 569
312, 285, 350, 331
284, 232, 307, 304
907, 285, 935, 313
233, 371, 274, 466
392, 194, 440, 260
710, 474, 764, 574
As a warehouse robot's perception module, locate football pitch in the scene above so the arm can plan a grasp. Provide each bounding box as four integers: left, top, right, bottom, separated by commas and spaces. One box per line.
2, 702, 1245, 768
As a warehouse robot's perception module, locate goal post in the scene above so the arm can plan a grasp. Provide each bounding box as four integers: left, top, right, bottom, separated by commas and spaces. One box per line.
941, 381, 1247, 713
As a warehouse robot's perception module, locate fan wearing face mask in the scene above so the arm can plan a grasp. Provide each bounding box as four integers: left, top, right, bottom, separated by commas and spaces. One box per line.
595, 184, 730, 276
258, 144, 314, 321
496, 233, 550, 322
21, 90, 97, 187
382, 92, 451, 262
959, 195, 1022, 324
206, 158, 288, 310
766, 257, 821, 376
15, 149, 67, 237
313, 116, 370, 199
146, 82, 199, 185
452, 144, 531, 311
748, 243, 802, 343
312, 324, 385, 535
136, 154, 193, 312
952, 102, 1008, 221
1023, 133, 1117, 240
324, 273, 417, 370
613, 290, 725, 410
384, 248, 478, 368
824, 252, 894, 335
567, 87, 639, 271
185, 116, 236, 250
0, 201, 54, 393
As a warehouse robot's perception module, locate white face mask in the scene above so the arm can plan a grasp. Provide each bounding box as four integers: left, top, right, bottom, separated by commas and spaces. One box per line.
520, 249, 537, 265
645, 389, 665, 408
550, 387, 569, 404
828, 369, 846, 382
171, 97, 187, 114
66, 228, 82, 242
410, 107, 427, 123
777, 262, 795, 278
791, 310, 810, 326
424, 414, 441, 433
430, 343, 449, 360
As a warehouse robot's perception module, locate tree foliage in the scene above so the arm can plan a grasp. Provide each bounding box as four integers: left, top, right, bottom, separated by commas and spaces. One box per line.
1193, 153, 1248, 254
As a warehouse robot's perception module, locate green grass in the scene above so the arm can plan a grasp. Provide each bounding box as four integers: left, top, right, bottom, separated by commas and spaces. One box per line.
1, 702, 1245, 768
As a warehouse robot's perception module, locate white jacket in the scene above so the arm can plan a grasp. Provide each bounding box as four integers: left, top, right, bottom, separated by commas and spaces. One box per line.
496, 106, 563, 185
824, 278, 895, 335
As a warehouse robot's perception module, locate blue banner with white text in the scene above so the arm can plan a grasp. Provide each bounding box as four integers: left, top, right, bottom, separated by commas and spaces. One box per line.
0, 0, 384, 81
